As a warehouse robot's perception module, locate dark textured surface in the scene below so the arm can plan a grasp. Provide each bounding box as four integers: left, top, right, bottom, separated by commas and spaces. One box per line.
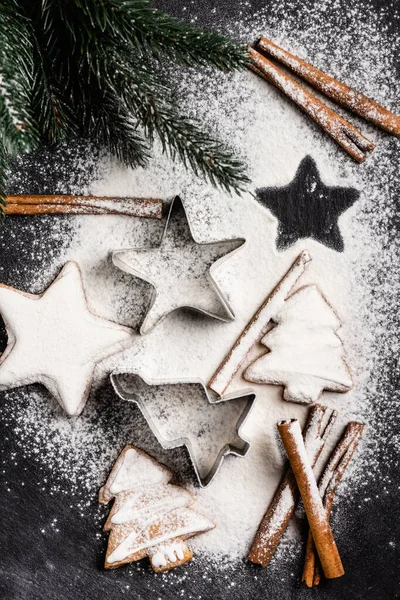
0, 1, 400, 599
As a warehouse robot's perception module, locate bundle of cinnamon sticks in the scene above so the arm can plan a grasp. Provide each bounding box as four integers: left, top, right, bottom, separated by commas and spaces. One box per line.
249, 37, 400, 162
248, 404, 364, 587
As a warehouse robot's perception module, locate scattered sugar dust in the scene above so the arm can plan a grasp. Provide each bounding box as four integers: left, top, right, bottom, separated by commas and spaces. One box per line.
0, 0, 399, 578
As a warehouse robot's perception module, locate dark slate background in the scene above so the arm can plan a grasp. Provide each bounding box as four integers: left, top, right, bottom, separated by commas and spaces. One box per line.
1, 1, 400, 599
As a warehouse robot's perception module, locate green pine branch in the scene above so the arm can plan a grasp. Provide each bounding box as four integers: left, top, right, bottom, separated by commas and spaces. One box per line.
0, 141, 7, 218
88, 91, 151, 169
0, 0, 250, 213
44, 0, 249, 70
0, 0, 39, 154
95, 51, 249, 192
108, 59, 249, 193
32, 45, 77, 144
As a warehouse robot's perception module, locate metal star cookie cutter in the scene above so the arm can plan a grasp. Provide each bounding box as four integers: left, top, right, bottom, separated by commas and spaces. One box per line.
110, 372, 256, 487
112, 196, 246, 335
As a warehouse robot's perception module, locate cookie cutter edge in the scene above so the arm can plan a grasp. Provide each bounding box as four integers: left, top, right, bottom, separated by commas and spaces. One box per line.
112, 195, 246, 335
110, 372, 256, 487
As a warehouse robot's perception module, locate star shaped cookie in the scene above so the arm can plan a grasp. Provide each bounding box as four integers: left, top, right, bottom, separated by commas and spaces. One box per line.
0, 262, 134, 416
256, 156, 359, 251
112, 196, 245, 334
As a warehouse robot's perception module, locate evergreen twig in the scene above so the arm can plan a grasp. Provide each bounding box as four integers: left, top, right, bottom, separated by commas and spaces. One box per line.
0, 141, 7, 218
88, 91, 150, 169
0, 0, 250, 211
44, 0, 249, 71
0, 0, 39, 153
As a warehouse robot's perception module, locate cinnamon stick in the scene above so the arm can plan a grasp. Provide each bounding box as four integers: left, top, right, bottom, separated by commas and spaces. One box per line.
6, 204, 151, 217
257, 37, 400, 136
4, 195, 163, 219
209, 250, 311, 397
277, 419, 344, 579
249, 47, 375, 163
248, 404, 337, 567
302, 421, 364, 587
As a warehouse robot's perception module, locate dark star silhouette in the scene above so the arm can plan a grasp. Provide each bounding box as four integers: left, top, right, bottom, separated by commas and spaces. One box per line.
256, 156, 359, 251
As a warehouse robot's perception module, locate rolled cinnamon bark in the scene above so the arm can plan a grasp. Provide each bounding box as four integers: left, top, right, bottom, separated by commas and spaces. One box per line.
277, 419, 344, 580
248, 404, 337, 567
249, 47, 375, 163
5, 195, 163, 219
257, 37, 400, 136
5, 203, 156, 217
302, 421, 364, 586
302, 523, 319, 586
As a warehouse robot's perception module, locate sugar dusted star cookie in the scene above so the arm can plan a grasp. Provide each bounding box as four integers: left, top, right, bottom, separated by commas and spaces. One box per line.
0, 261, 134, 416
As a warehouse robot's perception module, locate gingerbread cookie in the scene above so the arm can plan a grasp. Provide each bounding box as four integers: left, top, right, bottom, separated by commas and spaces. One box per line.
244, 285, 352, 404
99, 445, 215, 572
0, 261, 134, 416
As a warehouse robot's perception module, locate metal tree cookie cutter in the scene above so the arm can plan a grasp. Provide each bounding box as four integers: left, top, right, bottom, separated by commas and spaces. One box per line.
112, 195, 246, 335
110, 372, 256, 487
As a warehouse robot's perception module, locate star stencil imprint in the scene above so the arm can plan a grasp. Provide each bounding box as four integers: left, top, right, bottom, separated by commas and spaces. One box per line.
0, 262, 134, 416
256, 156, 359, 251
113, 196, 245, 334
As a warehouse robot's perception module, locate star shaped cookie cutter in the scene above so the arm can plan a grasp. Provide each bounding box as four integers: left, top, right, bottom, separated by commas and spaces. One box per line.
110, 372, 256, 487
112, 196, 246, 334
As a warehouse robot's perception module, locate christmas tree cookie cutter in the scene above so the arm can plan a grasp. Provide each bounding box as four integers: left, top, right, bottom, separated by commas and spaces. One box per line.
110, 372, 256, 487
112, 195, 246, 334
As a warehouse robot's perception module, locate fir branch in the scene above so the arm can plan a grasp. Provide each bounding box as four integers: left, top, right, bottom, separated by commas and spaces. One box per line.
32, 71, 77, 144
0, 0, 250, 199
44, 0, 249, 70
125, 4, 249, 70
83, 46, 250, 192
0, 0, 39, 154
87, 91, 150, 169
0, 141, 7, 218
29, 7, 79, 142
108, 59, 250, 192
154, 109, 250, 194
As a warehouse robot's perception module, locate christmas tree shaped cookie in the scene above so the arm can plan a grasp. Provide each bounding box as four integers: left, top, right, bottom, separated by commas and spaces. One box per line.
244, 285, 352, 404
99, 446, 215, 572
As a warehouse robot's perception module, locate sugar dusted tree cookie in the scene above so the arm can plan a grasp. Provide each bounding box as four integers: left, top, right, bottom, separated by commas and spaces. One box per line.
99, 445, 215, 573
244, 285, 352, 404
